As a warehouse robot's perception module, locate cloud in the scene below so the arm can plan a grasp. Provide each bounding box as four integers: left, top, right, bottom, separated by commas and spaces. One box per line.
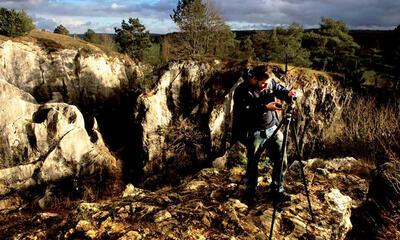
215, 0, 400, 29
32, 15, 58, 31
111, 3, 125, 10
0, 0, 399, 33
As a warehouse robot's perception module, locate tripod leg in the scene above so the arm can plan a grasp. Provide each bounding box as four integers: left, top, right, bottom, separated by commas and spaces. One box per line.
290, 123, 315, 222
269, 207, 278, 240
269, 119, 290, 240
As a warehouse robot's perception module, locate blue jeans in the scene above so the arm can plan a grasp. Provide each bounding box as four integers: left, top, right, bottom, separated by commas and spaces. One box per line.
245, 125, 287, 198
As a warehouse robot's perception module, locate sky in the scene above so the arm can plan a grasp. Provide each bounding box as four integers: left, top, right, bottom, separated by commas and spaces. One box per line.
0, 0, 399, 34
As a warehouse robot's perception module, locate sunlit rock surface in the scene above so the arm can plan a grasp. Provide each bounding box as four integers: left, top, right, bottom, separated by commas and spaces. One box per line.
0, 40, 142, 106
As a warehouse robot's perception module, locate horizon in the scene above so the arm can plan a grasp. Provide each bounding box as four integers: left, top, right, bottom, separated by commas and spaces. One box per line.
0, 0, 399, 34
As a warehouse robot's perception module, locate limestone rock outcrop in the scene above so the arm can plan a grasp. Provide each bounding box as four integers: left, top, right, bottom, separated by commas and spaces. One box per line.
0, 78, 119, 212
135, 61, 218, 181
0, 40, 142, 106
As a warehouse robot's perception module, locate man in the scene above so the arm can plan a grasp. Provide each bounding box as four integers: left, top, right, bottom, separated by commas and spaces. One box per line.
232, 65, 296, 203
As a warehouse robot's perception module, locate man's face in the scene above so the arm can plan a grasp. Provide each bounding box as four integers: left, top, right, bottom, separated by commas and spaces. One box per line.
248, 77, 257, 87
257, 78, 268, 90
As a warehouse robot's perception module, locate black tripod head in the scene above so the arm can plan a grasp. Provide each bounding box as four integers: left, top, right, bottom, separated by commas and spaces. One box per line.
283, 96, 297, 119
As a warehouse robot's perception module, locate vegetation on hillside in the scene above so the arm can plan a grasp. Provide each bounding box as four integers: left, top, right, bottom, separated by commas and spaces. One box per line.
83, 29, 101, 44
0, 8, 34, 37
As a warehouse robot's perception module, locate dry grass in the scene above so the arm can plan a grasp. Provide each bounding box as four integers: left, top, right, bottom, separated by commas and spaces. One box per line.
0, 29, 124, 58
376, 213, 400, 240
322, 96, 400, 162
1, 30, 98, 50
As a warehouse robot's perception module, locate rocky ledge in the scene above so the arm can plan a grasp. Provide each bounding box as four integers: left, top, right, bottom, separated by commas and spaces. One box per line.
4, 157, 372, 240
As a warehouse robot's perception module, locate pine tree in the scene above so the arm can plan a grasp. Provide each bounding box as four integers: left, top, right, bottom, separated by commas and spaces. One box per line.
0, 8, 35, 37
235, 36, 255, 59
252, 31, 270, 61
170, 0, 235, 57
54, 24, 70, 35
304, 17, 359, 73
114, 18, 151, 60
268, 23, 311, 73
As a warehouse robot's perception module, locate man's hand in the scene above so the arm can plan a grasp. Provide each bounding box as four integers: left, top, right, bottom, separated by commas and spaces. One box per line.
266, 101, 283, 111
288, 89, 296, 97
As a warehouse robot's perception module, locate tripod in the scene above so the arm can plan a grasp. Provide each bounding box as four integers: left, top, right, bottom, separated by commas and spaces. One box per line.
253, 98, 315, 240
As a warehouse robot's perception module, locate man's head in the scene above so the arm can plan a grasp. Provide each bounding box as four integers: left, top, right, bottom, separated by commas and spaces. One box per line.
246, 65, 270, 90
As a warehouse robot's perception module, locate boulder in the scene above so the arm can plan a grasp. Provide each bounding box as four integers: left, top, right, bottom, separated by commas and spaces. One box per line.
0, 78, 119, 212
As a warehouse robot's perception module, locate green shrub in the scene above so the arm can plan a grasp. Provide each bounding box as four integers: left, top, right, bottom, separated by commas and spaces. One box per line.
142, 43, 161, 65
83, 29, 100, 44
0, 8, 35, 37
54, 24, 70, 35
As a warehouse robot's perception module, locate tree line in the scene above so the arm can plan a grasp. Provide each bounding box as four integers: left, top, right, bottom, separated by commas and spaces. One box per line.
1, 3, 399, 89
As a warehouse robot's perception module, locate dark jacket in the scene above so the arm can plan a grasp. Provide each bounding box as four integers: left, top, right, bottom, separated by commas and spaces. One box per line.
232, 78, 290, 143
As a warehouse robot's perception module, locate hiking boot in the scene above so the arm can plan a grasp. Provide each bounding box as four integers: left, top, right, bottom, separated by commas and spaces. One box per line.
240, 176, 249, 185
271, 191, 292, 203
242, 186, 257, 206
242, 195, 256, 206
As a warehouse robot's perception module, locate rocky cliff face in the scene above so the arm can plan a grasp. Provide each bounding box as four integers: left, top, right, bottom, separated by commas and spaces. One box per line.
0, 38, 147, 185
136, 61, 349, 182
135, 61, 219, 183
0, 37, 350, 186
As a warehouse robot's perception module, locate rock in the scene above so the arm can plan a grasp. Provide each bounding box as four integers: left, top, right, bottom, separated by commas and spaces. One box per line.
0, 195, 23, 213
325, 189, 353, 239
92, 211, 109, 220
0, 79, 119, 211
38, 212, 60, 220
1, 157, 371, 240
154, 210, 172, 223
135, 62, 214, 180
76, 220, 94, 232
0, 40, 142, 107
224, 198, 248, 213
212, 155, 227, 169
209, 77, 243, 153
136, 61, 346, 184
122, 184, 144, 198
77, 202, 101, 214
118, 231, 142, 240
99, 217, 126, 235
185, 180, 208, 191
38, 187, 55, 209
